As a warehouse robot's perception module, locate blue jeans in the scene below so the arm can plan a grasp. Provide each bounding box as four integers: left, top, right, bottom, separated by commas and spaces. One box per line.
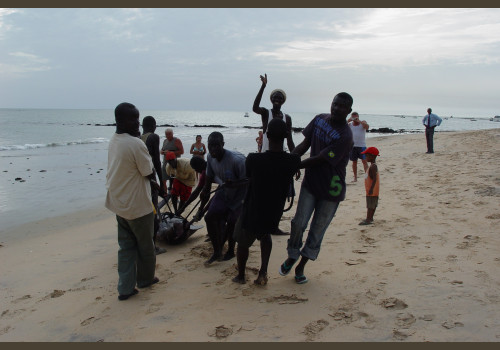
287, 186, 340, 261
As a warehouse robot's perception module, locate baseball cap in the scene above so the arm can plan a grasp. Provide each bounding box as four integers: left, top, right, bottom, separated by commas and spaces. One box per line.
361, 147, 379, 156
165, 151, 176, 161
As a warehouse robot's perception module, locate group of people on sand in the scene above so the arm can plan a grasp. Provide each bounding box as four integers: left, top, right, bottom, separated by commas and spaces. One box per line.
105, 74, 382, 301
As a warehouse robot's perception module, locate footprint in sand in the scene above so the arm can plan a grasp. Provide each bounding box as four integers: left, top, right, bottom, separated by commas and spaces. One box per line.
263, 294, 308, 305
80, 316, 98, 326
395, 312, 416, 329
350, 312, 376, 330
208, 325, 233, 339
0, 326, 12, 336
329, 310, 353, 323
146, 302, 164, 314
345, 259, 366, 266
456, 235, 480, 249
381, 297, 408, 310
393, 329, 415, 340
303, 319, 329, 341
442, 320, 464, 329
39, 290, 65, 302
485, 213, 500, 220
11, 295, 31, 304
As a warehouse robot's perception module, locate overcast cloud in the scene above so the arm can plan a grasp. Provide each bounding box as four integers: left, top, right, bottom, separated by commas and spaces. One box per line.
0, 8, 499, 117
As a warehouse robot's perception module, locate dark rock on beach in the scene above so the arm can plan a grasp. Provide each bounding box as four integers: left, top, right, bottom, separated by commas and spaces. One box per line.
369, 127, 397, 133
192, 124, 227, 128
242, 125, 304, 133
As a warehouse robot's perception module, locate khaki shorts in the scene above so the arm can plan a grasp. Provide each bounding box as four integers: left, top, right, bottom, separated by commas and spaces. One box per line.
366, 196, 379, 209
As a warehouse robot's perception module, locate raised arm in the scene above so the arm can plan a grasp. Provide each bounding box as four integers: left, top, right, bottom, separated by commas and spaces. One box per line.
253, 74, 269, 117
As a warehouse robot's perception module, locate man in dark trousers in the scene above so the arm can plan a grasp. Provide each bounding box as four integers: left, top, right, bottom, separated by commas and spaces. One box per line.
232, 118, 301, 285
105, 103, 159, 301
141, 116, 166, 255
422, 107, 443, 154
200, 132, 247, 265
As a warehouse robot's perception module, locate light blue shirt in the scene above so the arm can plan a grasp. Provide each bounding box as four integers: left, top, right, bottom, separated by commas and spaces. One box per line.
422, 113, 442, 128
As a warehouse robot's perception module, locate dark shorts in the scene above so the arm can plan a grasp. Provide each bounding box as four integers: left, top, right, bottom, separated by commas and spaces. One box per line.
350, 146, 366, 161
233, 216, 268, 249
366, 196, 379, 209
205, 191, 242, 227
171, 179, 192, 201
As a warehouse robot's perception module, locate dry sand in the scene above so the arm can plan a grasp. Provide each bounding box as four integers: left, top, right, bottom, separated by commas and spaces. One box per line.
1, 129, 499, 341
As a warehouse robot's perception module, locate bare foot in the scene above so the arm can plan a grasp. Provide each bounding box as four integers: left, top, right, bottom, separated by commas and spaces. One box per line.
232, 275, 246, 284
254, 273, 268, 286
204, 254, 222, 266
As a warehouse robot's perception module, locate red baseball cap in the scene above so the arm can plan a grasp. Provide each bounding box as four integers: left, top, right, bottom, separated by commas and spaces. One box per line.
361, 147, 379, 156
165, 151, 176, 161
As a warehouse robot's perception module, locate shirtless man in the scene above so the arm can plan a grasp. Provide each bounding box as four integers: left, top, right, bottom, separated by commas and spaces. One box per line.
252, 73, 297, 235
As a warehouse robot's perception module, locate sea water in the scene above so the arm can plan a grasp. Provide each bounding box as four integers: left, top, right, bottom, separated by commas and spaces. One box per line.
1, 108, 499, 234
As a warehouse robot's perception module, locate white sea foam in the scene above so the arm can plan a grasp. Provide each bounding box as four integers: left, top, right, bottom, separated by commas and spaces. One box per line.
0, 138, 109, 151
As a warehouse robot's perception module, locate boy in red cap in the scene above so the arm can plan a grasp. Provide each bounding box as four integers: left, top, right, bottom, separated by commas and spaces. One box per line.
359, 147, 380, 225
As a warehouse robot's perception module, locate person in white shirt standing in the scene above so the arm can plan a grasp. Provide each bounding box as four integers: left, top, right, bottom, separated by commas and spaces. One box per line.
347, 112, 369, 182
422, 107, 443, 154
105, 102, 160, 301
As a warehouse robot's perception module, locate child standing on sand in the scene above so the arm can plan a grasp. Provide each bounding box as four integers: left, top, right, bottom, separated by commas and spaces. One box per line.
359, 147, 380, 225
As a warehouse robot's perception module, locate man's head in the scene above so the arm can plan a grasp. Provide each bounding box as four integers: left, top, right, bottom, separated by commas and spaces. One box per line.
330, 92, 353, 123
142, 115, 156, 133
270, 89, 286, 108
115, 102, 140, 137
190, 156, 207, 173
165, 128, 174, 141
266, 118, 287, 151
207, 131, 225, 161
351, 112, 360, 125
427, 108, 432, 114
266, 118, 287, 141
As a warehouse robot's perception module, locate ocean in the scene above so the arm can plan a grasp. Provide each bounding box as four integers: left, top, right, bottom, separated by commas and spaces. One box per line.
1, 108, 499, 235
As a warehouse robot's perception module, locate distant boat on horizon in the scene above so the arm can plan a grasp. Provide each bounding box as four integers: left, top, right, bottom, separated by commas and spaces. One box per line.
244, 112, 249, 118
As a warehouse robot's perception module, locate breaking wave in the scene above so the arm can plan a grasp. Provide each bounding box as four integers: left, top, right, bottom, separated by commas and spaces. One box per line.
0, 138, 109, 151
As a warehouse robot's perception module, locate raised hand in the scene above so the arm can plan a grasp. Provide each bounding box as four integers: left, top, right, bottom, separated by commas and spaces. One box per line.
260, 73, 267, 85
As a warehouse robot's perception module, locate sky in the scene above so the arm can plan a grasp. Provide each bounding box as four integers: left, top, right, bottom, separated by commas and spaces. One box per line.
0, 8, 499, 117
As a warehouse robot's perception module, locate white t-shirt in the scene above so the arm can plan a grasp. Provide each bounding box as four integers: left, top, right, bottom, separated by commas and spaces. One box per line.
105, 133, 154, 220
349, 123, 367, 147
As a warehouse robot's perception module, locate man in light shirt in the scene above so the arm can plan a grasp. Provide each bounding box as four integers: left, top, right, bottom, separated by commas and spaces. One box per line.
105, 102, 159, 301
422, 107, 443, 154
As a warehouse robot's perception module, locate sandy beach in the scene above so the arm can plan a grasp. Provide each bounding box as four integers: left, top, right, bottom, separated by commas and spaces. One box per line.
1, 129, 499, 342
